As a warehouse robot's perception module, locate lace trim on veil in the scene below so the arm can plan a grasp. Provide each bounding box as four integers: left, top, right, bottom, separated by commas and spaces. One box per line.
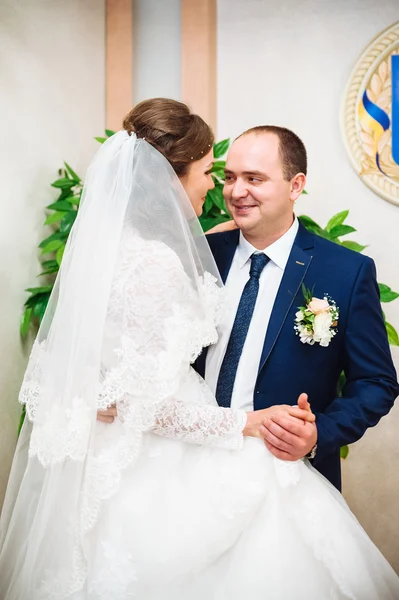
17, 237, 242, 597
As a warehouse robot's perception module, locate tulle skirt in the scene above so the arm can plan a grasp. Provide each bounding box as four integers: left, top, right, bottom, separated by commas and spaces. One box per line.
78, 432, 399, 600
1, 424, 398, 599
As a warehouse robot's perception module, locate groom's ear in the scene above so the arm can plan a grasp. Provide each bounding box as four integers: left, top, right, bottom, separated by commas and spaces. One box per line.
290, 173, 306, 201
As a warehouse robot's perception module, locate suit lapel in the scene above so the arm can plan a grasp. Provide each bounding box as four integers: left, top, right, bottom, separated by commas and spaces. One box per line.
258, 223, 315, 373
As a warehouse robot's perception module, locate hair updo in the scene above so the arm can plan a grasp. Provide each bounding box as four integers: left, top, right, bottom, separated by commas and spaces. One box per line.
123, 98, 214, 177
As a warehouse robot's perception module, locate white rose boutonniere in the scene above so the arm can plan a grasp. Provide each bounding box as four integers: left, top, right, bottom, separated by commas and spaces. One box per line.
294, 284, 339, 347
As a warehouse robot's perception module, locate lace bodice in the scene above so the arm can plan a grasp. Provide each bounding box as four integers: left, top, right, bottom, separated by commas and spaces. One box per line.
98, 233, 246, 450
20, 234, 246, 466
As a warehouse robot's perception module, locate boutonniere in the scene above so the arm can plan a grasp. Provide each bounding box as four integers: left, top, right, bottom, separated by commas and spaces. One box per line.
294, 284, 339, 347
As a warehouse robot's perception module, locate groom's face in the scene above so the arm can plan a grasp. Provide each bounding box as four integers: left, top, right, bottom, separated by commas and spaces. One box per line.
223, 133, 298, 236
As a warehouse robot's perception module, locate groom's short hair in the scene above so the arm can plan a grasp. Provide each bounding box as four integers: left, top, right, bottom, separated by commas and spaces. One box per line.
238, 125, 307, 180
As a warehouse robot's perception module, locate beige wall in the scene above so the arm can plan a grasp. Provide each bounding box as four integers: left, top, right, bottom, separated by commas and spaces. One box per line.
0, 0, 105, 506
217, 0, 399, 570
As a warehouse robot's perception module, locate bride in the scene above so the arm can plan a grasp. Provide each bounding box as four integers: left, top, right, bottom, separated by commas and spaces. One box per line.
0, 98, 398, 600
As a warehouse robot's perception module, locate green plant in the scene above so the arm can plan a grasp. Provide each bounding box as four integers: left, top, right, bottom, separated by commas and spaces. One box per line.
20, 130, 115, 336
198, 138, 232, 232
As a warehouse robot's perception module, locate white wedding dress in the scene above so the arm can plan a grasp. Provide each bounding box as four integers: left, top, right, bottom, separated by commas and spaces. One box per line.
8, 233, 396, 600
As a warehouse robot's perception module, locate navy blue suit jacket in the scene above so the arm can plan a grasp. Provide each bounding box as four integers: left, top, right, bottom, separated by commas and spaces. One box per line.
195, 223, 399, 490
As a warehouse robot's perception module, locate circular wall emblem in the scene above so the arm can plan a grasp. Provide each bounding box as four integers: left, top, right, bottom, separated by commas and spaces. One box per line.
342, 22, 399, 206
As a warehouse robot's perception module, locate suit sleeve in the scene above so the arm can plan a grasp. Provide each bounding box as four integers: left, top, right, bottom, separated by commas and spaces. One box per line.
313, 256, 399, 465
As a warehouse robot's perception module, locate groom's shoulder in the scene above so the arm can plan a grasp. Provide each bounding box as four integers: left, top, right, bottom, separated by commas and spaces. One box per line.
205, 229, 239, 254
312, 232, 373, 272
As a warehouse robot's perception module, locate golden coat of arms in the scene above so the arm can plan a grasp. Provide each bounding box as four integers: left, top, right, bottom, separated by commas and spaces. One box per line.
342, 22, 399, 206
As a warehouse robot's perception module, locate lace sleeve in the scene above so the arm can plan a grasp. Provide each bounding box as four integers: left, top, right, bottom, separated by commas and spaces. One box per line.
142, 398, 247, 450
100, 235, 247, 451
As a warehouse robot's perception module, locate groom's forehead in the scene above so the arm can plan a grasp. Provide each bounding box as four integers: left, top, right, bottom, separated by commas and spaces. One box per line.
226, 133, 281, 170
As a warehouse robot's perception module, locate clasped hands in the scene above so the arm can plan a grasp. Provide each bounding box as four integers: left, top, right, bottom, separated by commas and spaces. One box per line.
244, 393, 317, 461
97, 392, 317, 462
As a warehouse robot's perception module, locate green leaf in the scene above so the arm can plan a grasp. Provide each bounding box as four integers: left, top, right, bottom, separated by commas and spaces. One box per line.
386, 321, 399, 346
306, 226, 334, 241
211, 160, 226, 171
18, 405, 26, 435
20, 307, 33, 337
213, 139, 230, 158
64, 162, 81, 183
46, 200, 74, 212
38, 267, 59, 277
301, 189, 308, 195
24, 291, 50, 311
105, 129, 116, 137
95, 137, 107, 144
340, 241, 367, 253
41, 259, 59, 270
325, 210, 349, 233
57, 187, 80, 201
340, 445, 349, 459
211, 169, 225, 179
25, 285, 53, 295
379, 284, 399, 303
328, 224, 356, 239
68, 195, 81, 205
207, 184, 227, 212
39, 231, 65, 249
44, 211, 67, 225
59, 210, 77, 235
298, 215, 322, 230
51, 178, 77, 189
32, 295, 50, 320
56, 244, 65, 266
202, 191, 214, 216
301, 283, 312, 304
41, 240, 64, 255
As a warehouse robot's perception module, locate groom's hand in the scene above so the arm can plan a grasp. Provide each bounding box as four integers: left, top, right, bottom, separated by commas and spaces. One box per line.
260, 393, 317, 461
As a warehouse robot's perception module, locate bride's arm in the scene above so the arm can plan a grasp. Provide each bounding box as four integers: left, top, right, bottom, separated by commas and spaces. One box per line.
98, 399, 315, 450
144, 398, 248, 450
147, 397, 314, 449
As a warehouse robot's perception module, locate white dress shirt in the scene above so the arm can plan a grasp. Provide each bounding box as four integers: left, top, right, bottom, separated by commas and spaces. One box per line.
205, 218, 299, 411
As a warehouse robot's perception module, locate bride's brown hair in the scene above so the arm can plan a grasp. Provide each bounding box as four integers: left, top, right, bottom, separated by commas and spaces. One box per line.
123, 98, 214, 177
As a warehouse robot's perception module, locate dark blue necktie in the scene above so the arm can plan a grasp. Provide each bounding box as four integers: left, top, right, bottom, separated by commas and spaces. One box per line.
216, 252, 270, 408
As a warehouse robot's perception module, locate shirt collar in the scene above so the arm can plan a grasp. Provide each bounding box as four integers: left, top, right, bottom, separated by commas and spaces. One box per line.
237, 217, 299, 271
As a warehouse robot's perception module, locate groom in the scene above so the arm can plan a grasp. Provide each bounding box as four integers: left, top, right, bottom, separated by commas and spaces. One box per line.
195, 125, 399, 490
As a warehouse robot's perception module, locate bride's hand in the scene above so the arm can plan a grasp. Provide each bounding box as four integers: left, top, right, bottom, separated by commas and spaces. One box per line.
243, 398, 314, 438
97, 405, 118, 423
206, 220, 238, 234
